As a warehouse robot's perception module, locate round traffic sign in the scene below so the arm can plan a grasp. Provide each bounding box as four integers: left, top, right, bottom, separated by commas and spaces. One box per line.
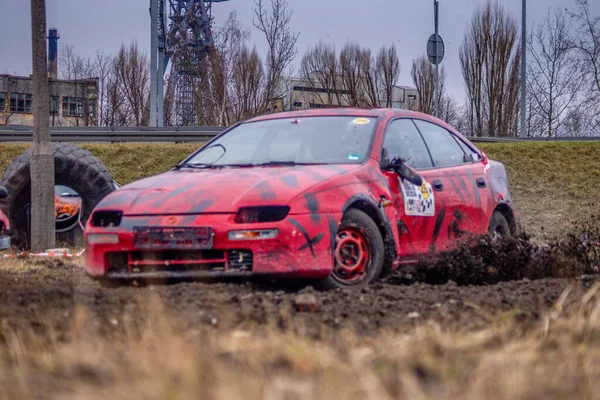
427, 33, 445, 65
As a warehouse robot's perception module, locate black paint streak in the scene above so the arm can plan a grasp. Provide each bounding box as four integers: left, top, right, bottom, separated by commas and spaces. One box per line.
304, 193, 321, 224
448, 210, 466, 239
192, 199, 214, 213
397, 220, 410, 237
466, 170, 481, 207
444, 171, 465, 203
281, 174, 298, 187
327, 215, 338, 254
454, 171, 470, 201
289, 218, 320, 258
255, 181, 277, 201
429, 207, 447, 253
299, 233, 324, 254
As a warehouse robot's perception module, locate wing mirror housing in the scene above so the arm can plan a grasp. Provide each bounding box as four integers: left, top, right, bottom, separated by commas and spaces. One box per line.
0, 186, 7, 199
384, 157, 423, 187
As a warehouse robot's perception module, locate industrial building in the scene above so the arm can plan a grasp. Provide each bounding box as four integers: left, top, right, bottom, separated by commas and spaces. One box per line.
0, 28, 99, 127
268, 75, 419, 113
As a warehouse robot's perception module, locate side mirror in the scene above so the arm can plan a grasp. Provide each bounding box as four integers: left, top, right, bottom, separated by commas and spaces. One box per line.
0, 186, 7, 199
384, 157, 423, 187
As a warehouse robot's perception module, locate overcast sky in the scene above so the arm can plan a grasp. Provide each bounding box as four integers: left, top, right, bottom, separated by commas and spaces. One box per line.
1, 0, 598, 103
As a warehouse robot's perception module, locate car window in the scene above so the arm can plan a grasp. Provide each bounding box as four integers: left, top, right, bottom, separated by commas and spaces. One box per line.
413, 120, 467, 167
382, 119, 433, 169
454, 137, 482, 162
187, 116, 377, 166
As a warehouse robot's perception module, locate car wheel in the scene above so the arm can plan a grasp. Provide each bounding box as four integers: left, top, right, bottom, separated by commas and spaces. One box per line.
488, 210, 511, 243
319, 208, 385, 290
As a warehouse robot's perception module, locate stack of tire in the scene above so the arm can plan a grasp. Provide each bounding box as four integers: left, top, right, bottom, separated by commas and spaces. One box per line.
0, 143, 117, 249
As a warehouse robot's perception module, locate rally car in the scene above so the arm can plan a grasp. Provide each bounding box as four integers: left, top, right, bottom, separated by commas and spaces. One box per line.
0, 186, 10, 251
84, 108, 515, 288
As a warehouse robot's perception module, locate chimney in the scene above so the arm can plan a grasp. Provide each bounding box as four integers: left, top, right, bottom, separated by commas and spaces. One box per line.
47, 28, 59, 79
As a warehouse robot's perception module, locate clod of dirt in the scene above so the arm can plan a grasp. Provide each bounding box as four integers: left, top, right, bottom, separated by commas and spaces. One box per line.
293, 293, 318, 313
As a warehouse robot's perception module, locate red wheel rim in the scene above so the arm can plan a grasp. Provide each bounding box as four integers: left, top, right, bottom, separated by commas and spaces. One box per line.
333, 227, 370, 282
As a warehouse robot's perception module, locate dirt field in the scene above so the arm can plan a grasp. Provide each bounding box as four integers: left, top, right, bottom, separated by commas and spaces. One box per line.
0, 221, 599, 398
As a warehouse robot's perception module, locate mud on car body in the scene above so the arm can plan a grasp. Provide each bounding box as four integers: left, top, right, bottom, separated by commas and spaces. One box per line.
84, 108, 515, 289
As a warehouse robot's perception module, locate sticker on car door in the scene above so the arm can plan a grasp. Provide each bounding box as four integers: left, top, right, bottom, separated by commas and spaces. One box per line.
400, 178, 435, 216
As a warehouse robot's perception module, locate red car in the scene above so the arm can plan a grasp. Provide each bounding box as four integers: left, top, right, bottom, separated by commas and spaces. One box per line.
84, 108, 515, 288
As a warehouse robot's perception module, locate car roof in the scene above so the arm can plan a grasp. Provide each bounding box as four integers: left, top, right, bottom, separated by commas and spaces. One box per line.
242, 107, 479, 152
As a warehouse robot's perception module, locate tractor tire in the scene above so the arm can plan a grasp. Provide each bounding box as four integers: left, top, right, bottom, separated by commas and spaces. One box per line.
319, 208, 385, 290
0, 143, 116, 249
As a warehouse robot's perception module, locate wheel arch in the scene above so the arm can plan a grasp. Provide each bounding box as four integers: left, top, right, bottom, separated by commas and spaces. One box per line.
342, 195, 396, 274
494, 202, 517, 235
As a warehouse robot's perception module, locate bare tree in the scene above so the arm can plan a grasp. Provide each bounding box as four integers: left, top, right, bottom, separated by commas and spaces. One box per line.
299, 41, 341, 107
231, 45, 266, 121
253, 0, 300, 109
30, 0, 55, 250
60, 44, 96, 80
110, 42, 150, 126
94, 51, 113, 126
571, 0, 600, 94
410, 55, 446, 115
527, 9, 585, 137
460, 0, 521, 137
375, 44, 401, 108
339, 41, 373, 107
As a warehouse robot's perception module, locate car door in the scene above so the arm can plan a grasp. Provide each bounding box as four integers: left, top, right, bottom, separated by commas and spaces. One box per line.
412, 119, 489, 253
380, 118, 442, 259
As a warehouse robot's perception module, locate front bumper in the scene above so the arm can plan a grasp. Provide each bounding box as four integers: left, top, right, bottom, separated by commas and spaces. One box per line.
84, 213, 341, 280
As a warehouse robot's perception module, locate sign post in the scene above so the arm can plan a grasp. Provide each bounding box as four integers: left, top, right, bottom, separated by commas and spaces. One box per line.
427, 1, 444, 118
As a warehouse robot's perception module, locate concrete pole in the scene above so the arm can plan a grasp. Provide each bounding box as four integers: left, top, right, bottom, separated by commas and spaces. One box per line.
520, 0, 527, 137
150, 0, 158, 127
30, 0, 55, 251
434, 0, 440, 119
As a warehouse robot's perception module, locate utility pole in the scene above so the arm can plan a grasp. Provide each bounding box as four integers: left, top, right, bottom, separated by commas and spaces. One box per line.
434, 0, 439, 119
520, 0, 527, 137
30, 0, 55, 251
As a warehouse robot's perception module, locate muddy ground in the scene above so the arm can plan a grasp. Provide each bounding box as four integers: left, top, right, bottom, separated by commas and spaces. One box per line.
0, 218, 598, 346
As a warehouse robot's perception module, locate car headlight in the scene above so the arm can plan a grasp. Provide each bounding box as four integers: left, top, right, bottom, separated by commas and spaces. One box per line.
234, 206, 290, 223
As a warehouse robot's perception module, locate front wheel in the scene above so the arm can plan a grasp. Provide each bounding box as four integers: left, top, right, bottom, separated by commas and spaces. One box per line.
319, 209, 385, 290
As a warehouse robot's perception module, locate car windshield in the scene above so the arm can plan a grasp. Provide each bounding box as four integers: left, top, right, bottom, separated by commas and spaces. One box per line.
184, 116, 378, 166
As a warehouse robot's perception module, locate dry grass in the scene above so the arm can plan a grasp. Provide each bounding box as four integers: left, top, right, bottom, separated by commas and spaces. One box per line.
0, 277, 599, 399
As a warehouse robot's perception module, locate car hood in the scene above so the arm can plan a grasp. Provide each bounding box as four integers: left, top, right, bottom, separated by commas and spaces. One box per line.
95, 165, 359, 215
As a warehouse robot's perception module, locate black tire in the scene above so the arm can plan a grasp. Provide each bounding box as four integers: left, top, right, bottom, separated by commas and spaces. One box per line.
0, 143, 116, 249
319, 208, 385, 290
488, 210, 511, 242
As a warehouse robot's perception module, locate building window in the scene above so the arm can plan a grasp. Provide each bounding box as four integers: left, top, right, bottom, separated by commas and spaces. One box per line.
10, 93, 33, 113
309, 103, 327, 109
293, 101, 302, 108
62, 97, 84, 117
0, 92, 5, 112
50, 96, 59, 114
89, 102, 95, 117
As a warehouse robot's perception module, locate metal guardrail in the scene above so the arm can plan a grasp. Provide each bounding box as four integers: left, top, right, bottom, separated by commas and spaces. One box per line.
0, 126, 598, 143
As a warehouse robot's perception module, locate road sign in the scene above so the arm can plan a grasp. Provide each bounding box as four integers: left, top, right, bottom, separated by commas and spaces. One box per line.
427, 33, 445, 65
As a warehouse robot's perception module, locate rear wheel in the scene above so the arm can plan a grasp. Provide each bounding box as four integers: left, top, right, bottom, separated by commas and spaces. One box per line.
488, 210, 511, 242
319, 209, 385, 290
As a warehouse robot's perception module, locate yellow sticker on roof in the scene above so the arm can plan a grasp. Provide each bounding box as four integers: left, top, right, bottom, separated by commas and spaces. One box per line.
352, 118, 370, 125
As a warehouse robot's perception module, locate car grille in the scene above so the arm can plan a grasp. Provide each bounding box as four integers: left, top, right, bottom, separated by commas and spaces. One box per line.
106, 249, 253, 273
